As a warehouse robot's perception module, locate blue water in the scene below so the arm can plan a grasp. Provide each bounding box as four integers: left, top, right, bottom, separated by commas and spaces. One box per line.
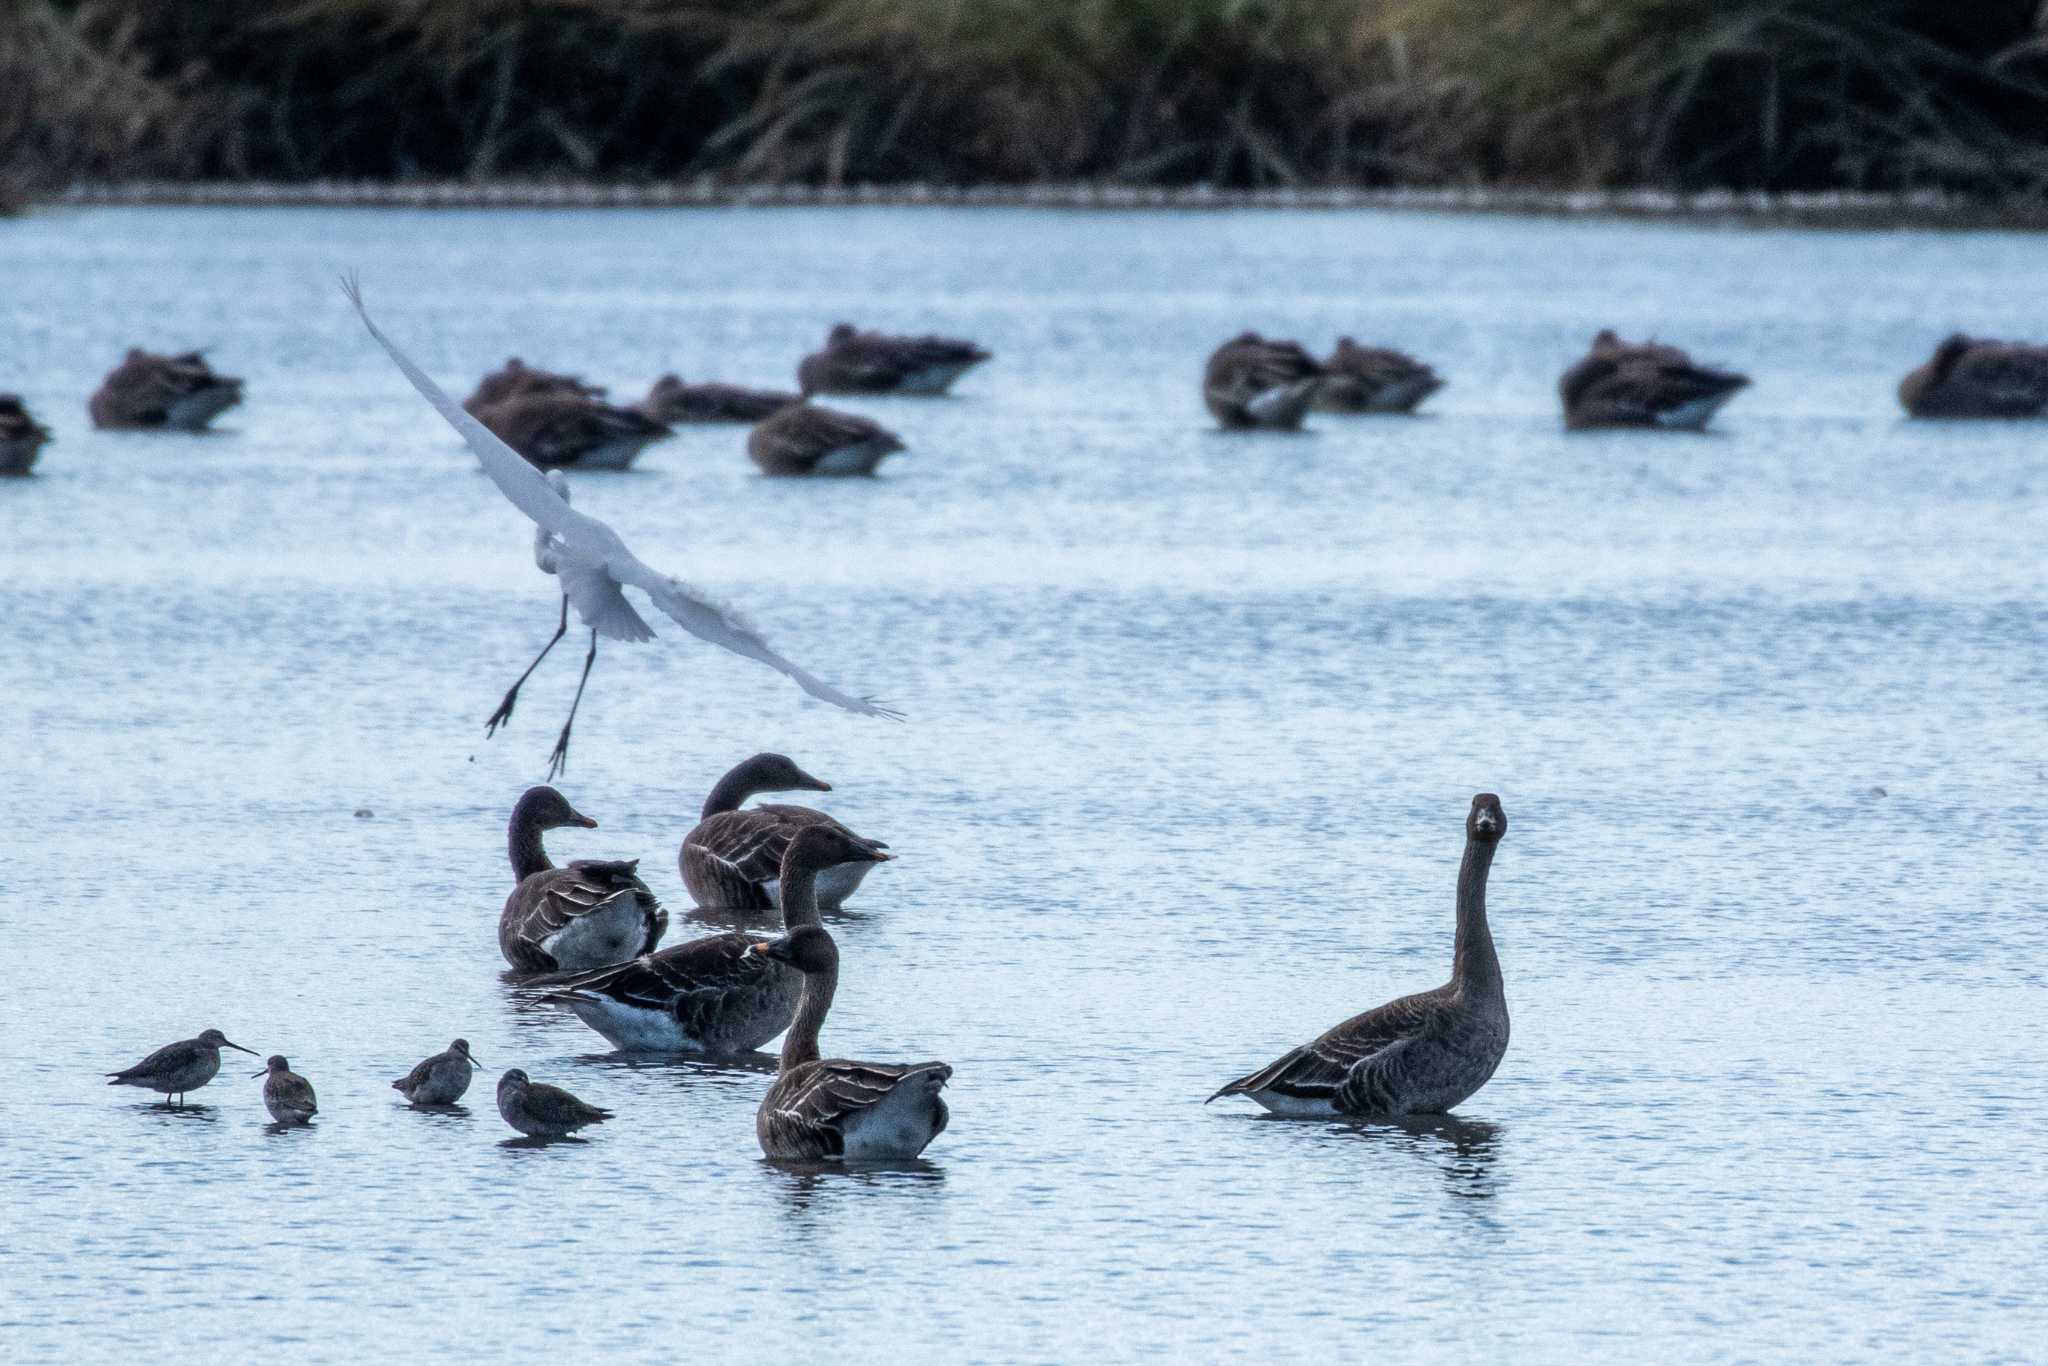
1, 204, 2044, 1362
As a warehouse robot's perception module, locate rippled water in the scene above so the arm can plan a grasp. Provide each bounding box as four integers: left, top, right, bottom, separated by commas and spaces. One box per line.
2, 205, 2045, 1361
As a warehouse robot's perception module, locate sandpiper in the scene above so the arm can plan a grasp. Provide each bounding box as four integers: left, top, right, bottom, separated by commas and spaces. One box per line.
496, 1068, 611, 1139
107, 1029, 258, 1107
393, 1039, 481, 1105
255, 1056, 318, 1125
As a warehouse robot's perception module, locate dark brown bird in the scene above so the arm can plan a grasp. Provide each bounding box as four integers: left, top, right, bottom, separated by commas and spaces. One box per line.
1313, 338, 1444, 414
499, 785, 665, 974
1558, 329, 1748, 431
88, 349, 242, 430
463, 358, 605, 414
638, 375, 800, 424
746, 401, 903, 476
797, 323, 990, 396
680, 753, 884, 911
496, 1068, 611, 1139
472, 391, 672, 470
0, 394, 52, 474
1202, 332, 1324, 429
1898, 334, 2048, 418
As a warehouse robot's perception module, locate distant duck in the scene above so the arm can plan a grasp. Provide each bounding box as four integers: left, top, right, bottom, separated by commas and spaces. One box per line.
746, 401, 904, 476
106, 1028, 258, 1107
1209, 794, 1511, 1118
472, 391, 673, 471
463, 358, 606, 414
500, 785, 666, 974
255, 1055, 318, 1125
797, 323, 991, 396
496, 1068, 611, 1139
639, 374, 800, 424
1898, 334, 2048, 418
1313, 339, 1444, 414
88, 349, 243, 430
1558, 329, 1748, 431
1203, 332, 1324, 430
393, 1038, 481, 1105
750, 925, 951, 1162
533, 824, 890, 1053
0, 394, 52, 474
680, 753, 883, 911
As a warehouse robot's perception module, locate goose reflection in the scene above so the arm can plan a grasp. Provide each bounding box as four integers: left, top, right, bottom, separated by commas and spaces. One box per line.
570, 1051, 779, 1079
1298, 1113, 1505, 1200
681, 904, 873, 935
762, 1156, 948, 1218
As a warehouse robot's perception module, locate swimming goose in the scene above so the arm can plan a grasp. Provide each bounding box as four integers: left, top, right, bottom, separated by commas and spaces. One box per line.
681, 752, 883, 911
473, 390, 673, 471
0, 394, 51, 474
393, 1038, 481, 1105
746, 401, 904, 476
255, 1055, 318, 1125
464, 358, 606, 413
532, 824, 890, 1053
1313, 338, 1444, 414
1558, 329, 1748, 431
1898, 334, 2048, 417
750, 925, 951, 1162
1209, 794, 1510, 1117
797, 323, 991, 396
639, 375, 800, 424
496, 1068, 610, 1138
88, 349, 243, 430
499, 785, 666, 974
1203, 332, 1324, 429
107, 1029, 258, 1107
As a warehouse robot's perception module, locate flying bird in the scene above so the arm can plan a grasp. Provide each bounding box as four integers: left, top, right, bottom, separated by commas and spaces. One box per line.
343, 277, 900, 777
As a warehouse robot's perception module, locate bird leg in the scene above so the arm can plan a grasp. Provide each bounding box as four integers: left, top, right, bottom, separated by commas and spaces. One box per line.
546, 631, 599, 781
487, 596, 569, 737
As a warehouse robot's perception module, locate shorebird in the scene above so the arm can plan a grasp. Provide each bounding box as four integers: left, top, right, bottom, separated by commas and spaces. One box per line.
255, 1056, 319, 1125
343, 277, 901, 780
107, 1029, 258, 1107
496, 1068, 611, 1139
393, 1039, 482, 1105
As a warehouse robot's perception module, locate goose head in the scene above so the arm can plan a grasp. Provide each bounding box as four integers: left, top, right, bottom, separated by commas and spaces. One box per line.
780, 823, 893, 883
514, 785, 598, 832
748, 924, 839, 975
1468, 793, 1507, 844
741, 752, 832, 795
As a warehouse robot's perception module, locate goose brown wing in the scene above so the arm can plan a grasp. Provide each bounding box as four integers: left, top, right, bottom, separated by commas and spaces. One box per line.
533, 931, 779, 1027
1209, 991, 1441, 1104
1953, 345, 2048, 409
685, 806, 840, 891
507, 861, 661, 969
772, 1059, 953, 1132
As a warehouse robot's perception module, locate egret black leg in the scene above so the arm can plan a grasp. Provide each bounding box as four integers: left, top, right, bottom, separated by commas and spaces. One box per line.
546, 631, 599, 781
488, 596, 569, 737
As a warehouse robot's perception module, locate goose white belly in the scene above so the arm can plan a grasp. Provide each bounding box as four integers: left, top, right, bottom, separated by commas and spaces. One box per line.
1244, 379, 1320, 428
761, 860, 875, 909
564, 438, 651, 471
1243, 1089, 1342, 1118
540, 894, 649, 971
894, 361, 975, 395
1654, 392, 1736, 430
838, 1074, 948, 1160
810, 440, 897, 476
561, 975, 799, 1054
166, 389, 239, 430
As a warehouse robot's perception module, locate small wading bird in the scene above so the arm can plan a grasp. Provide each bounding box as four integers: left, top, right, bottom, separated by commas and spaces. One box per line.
343, 278, 901, 778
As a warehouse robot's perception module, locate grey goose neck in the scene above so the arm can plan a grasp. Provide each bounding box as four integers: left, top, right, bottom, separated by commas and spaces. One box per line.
779, 950, 837, 1070
508, 791, 560, 881
1451, 834, 1502, 1002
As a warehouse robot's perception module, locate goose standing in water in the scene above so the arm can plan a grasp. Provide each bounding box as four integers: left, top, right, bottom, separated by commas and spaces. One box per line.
532, 825, 889, 1053
88, 349, 243, 430
1898, 334, 2048, 417
751, 925, 951, 1162
638, 375, 800, 424
463, 358, 605, 414
797, 323, 991, 396
107, 1029, 258, 1107
680, 752, 882, 911
0, 394, 51, 474
1202, 333, 1324, 430
1313, 339, 1444, 414
1209, 794, 1511, 1117
1558, 329, 1748, 431
496, 1069, 610, 1139
472, 390, 673, 471
746, 401, 904, 477
498, 785, 665, 974
393, 1039, 481, 1105
255, 1056, 318, 1125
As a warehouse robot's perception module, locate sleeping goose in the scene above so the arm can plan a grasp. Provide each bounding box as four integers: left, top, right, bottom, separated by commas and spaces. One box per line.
1898, 334, 2048, 417
1313, 338, 1444, 414
1202, 332, 1324, 430
531, 824, 889, 1053
638, 374, 800, 424
1209, 794, 1511, 1117
88, 349, 243, 430
499, 785, 666, 974
746, 401, 904, 477
473, 390, 673, 471
464, 358, 606, 413
0, 394, 52, 475
680, 752, 884, 911
1558, 329, 1748, 431
797, 323, 991, 396
750, 924, 951, 1162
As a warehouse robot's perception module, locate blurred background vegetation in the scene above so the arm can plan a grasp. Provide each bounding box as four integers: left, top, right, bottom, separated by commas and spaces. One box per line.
6, 0, 2048, 209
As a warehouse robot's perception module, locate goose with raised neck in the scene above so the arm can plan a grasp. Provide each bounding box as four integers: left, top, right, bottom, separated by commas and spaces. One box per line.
499, 785, 666, 974
1209, 793, 1511, 1117
533, 824, 890, 1053
750, 924, 951, 1162
680, 753, 886, 911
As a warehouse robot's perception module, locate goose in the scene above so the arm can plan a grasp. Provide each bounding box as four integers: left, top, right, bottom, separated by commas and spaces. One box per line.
393, 1039, 481, 1105
1313, 339, 1444, 414
796, 323, 991, 396
638, 375, 800, 424
750, 925, 951, 1162
0, 394, 51, 474
472, 390, 673, 471
463, 358, 605, 413
106, 1029, 258, 1107
88, 349, 242, 430
254, 1056, 318, 1125
1202, 332, 1324, 430
1898, 334, 2048, 417
496, 1069, 610, 1138
1558, 329, 1748, 431
746, 401, 904, 477
1209, 794, 1511, 1117
681, 752, 884, 911
531, 824, 890, 1053
499, 785, 666, 974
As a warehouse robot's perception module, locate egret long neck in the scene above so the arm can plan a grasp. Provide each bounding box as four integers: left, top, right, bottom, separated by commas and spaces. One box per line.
1451, 838, 1502, 1001
509, 811, 553, 882
701, 769, 760, 819
780, 959, 836, 1070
